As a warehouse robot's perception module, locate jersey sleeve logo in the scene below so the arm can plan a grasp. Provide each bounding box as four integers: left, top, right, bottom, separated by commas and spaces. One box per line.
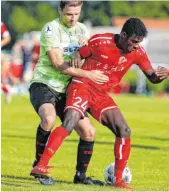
45, 25, 53, 36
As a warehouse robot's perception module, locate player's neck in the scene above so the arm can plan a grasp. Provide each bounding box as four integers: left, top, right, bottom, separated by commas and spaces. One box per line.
59, 18, 74, 29
115, 34, 125, 54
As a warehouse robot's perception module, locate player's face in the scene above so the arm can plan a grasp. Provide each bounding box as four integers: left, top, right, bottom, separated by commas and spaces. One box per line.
59, 5, 82, 28
125, 35, 144, 53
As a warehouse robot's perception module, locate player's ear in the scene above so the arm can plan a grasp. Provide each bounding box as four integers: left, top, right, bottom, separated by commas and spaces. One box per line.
121, 32, 127, 40
58, 7, 62, 15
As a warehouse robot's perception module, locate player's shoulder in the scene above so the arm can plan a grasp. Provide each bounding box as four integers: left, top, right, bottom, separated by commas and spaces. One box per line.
41, 19, 59, 37
90, 33, 114, 40
43, 19, 59, 30
88, 33, 114, 46
76, 22, 89, 33
130, 46, 148, 63
135, 46, 147, 56
89, 33, 114, 42
76, 21, 87, 28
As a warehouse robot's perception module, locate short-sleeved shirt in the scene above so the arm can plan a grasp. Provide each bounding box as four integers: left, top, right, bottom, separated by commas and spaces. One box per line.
31, 18, 89, 93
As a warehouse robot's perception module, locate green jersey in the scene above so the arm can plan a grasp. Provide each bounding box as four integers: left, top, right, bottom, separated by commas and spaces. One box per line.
31, 18, 89, 93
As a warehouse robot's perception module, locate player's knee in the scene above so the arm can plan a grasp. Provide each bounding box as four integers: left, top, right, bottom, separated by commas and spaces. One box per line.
62, 109, 82, 134
80, 127, 96, 142
119, 124, 131, 138
41, 115, 56, 131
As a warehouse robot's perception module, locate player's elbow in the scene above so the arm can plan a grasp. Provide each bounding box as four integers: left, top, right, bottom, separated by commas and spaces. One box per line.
48, 48, 66, 69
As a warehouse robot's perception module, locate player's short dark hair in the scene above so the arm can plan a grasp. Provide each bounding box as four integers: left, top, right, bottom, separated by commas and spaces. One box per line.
121, 18, 148, 38
59, 0, 83, 10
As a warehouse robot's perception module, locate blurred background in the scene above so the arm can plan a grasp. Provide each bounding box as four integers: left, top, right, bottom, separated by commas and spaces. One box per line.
1, 1, 169, 103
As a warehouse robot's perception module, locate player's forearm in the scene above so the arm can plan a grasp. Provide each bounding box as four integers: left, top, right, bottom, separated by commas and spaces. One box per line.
57, 62, 88, 78
144, 67, 168, 84
146, 72, 164, 84
48, 48, 89, 78
1, 36, 11, 48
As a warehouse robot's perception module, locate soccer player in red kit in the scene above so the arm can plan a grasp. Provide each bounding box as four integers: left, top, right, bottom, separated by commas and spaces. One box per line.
30, 18, 169, 189
1, 22, 12, 103
1, 22, 11, 48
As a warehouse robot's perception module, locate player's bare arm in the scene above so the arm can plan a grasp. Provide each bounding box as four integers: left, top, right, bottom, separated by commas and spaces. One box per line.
144, 67, 168, 83
48, 48, 109, 84
1, 35, 11, 48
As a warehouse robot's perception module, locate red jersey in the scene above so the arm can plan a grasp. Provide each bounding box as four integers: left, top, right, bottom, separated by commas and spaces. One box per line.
1, 22, 10, 39
73, 33, 152, 93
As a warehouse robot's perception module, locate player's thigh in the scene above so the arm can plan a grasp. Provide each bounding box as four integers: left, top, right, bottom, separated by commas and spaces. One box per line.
65, 82, 89, 118
89, 95, 130, 137
63, 83, 90, 133
75, 116, 96, 141
102, 108, 131, 137
90, 95, 118, 123
29, 83, 56, 122
55, 92, 66, 122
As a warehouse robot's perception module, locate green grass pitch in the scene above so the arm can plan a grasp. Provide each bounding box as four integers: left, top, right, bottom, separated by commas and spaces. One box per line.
1, 94, 169, 191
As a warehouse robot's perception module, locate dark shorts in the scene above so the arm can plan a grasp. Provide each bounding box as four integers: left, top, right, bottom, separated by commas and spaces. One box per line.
29, 83, 66, 122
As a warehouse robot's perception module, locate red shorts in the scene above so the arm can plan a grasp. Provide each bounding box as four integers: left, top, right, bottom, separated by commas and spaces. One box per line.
65, 81, 118, 123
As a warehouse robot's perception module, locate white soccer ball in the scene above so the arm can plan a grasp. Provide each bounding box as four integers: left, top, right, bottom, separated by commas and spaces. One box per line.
104, 162, 132, 185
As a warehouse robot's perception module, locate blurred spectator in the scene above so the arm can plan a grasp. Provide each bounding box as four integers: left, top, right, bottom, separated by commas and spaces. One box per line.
1, 21, 12, 103
1, 22, 11, 48
10, 55, 23, 84
20, 40, 32, 82
31, 35, 40, 71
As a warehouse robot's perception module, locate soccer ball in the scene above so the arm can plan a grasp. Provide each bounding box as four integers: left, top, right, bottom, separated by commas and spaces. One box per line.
104, 162, 132, 185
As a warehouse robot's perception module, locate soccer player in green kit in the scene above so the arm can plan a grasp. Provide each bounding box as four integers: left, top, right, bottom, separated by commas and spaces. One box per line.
29, 0, 108, 185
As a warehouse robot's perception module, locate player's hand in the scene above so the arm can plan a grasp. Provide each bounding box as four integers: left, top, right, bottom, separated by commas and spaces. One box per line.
155, 66, 169, 80
70, 51, 83, 68
79, 36, 88, 46
85, 70, 109, 84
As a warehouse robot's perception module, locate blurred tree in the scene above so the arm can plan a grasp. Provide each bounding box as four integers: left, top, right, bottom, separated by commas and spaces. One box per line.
163, 1, 169, 14
133, 2, 169, 18
35, 3, 58, 29
11, 6, 38, 35
110, 1, 132, 17
10, 3, 59, 35
83, 1, 112, 26
88, 9, 110, 26
109, 1, 169, 18
1, 1, 169, 49
1, 1, 17, 49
